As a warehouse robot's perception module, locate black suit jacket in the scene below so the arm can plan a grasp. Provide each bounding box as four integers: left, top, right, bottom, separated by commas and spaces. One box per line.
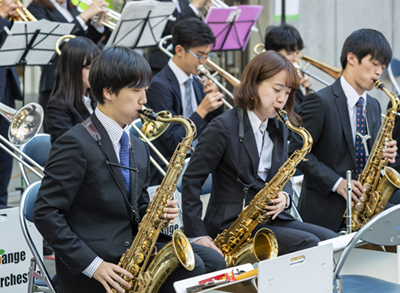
289, 79, 381, 232
182, 108, 293, 239
146, 64, 224, 184
27, 2, 106, 92
146, 0, 198, 72
0, 17, 22, 106
33, 113, 150, 292
45, 94, 96, 144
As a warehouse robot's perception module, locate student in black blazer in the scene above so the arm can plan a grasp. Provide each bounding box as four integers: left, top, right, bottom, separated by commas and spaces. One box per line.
182, 51, 336, 256
289, 29, 398, 232
33, 46, 225, 293
146, 17, 224, 185
45, 37, 99, 144
0, 1, 23, 206
28, 0, 109, 124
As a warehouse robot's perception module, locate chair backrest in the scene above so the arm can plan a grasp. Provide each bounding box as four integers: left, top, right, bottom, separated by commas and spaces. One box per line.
388, 58, 400, 95
19, 134, 51, 186
333, 204, 400, 279
128, 118, 143, 138
176, 158, 212, 194
22, 182, 41, 222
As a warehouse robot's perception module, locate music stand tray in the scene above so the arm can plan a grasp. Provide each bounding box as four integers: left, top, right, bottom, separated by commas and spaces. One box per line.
205, 5, 263, 51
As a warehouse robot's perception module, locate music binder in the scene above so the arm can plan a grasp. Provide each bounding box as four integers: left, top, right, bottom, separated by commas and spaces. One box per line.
205, 5, 263, 51
106, 0, 176, 48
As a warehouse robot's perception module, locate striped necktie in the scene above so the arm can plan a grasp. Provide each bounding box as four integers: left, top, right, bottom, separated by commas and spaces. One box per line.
184, 78, 193, 117
119, 132, 130, 194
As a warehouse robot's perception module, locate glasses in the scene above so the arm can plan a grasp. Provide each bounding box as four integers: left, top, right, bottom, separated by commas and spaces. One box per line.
185, 48, 214, 62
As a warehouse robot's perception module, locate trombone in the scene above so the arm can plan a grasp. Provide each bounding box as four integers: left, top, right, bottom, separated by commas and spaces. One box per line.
158, 35, 234, 109
0, 102, 44, 179
253, 43, 342, 86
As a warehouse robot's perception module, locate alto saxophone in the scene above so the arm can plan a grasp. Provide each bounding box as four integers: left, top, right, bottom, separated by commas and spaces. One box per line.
350, 81, 400, 231
213, 109, 313, 267
112, 109, 197, 293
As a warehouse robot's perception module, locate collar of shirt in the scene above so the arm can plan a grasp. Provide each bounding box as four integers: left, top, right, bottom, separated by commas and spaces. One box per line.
340, 75, 367, 110
247, 110, 268, 135
82, 95, 94, 114
168, 58, 194, 85
49, 0, 74, 22
95, 107, 130, 161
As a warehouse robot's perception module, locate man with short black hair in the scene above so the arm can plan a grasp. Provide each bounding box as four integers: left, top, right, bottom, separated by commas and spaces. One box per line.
33, 46, 225, 293
146, 17, 224, 185
289, 29, 398, 232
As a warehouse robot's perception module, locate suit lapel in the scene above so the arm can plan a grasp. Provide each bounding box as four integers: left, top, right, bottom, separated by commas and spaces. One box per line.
366, 95, 377, 150
241, 111, 259, 178
333, 80, 357, 167
266, 118, 284, 182
193, 78, 204, 105
165, 65, 182, 111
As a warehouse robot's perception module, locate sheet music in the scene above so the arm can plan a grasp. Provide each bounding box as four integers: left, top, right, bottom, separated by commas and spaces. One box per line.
0, 19, 74, 66
107, 0, 176, 48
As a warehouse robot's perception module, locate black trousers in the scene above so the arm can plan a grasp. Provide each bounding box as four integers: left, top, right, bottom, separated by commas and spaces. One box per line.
0, 116, 13, 206
260, 217, 338, 256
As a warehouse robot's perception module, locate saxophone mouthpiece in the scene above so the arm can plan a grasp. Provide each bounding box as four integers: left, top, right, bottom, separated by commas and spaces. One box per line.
374, 80, 383, 90
275, 108, 288, 123
139, 108, 158, 121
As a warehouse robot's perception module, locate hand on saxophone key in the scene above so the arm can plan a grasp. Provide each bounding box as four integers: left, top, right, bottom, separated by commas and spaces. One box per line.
93, 261, 133, 293
164, 199, 180, 224
337, 179, 364, 203
264, 192, 286, 220
383, 140, 397, 163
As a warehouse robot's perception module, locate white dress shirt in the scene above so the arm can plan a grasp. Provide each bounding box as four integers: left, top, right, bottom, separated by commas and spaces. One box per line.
82, 95, 94, 114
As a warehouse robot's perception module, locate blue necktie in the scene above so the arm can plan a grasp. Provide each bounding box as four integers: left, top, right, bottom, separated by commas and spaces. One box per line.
184, 79, 193, 117
355, 97, 366, 176
119, 132, 130, 195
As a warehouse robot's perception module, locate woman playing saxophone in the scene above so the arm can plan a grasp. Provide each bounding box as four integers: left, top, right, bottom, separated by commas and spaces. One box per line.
181, 51, 336, 257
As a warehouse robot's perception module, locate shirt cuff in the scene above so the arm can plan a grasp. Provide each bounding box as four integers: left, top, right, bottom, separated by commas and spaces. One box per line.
188, 236, 203, 243
333, 178, 343, 193
281, 191, 290, 208
82, 256, 103, 278
189, 3, 200, 16
76, 15, 89, 31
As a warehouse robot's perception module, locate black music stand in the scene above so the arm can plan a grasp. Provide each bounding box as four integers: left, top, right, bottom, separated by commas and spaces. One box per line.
0, 20, 74, 105
106, 0, 176, 48
204, 5, 263, 51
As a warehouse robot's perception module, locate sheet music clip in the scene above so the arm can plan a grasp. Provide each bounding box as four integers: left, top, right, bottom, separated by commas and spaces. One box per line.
106, 0, 177, 48
205, 5, 263, 51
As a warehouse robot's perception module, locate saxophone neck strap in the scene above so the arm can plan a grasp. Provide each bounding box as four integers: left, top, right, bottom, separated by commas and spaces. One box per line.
82, 117, 140, 224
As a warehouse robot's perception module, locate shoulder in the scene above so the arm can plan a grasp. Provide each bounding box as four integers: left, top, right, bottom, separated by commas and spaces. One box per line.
27, 2, 46, 10
206, 108, 237, 133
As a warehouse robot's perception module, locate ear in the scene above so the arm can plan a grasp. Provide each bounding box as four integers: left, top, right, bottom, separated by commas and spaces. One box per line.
346, 52, 358, 67
175, 44, 185, 57
102, 87, 113, 102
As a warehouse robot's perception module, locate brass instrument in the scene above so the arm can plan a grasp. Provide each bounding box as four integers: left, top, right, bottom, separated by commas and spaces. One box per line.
350, 81, 400, 231
0, 102, 44, 179
112, 108, 196, 293
55, 35, 76, 55
73, 0, 120, 30
2, 0, 38, 22
253, 43, 342, 85
158, 35, 235, 108
213, 109, 313, 267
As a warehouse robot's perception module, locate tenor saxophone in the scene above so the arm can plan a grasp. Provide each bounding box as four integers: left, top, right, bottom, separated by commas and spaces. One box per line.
112, 108, 197, 293
350, 81, 400, 231
213, 109, 313, 267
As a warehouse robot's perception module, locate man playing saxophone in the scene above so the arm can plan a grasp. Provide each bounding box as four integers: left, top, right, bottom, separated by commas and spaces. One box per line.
32, 46, 225, 293
289, 29, 399, 233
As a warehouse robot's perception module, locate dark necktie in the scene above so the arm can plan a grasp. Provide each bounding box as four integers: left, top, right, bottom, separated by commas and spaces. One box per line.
119, 132, 130, 194
355, 97, 366, 176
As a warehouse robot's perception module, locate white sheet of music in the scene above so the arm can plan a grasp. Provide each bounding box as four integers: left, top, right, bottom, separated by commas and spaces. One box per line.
107, 0, 177, 48
0, 19, 74, 66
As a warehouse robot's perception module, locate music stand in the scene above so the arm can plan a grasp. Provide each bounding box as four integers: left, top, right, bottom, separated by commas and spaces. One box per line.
106, 0, 176, 48
0, 19, 74, 105
205, 5, 263, 51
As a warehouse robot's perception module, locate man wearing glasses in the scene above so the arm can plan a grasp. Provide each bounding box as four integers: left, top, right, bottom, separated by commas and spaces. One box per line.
146, 17, 224, 185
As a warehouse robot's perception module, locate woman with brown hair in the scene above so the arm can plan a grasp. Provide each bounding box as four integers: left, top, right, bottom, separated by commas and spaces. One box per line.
27, 0, 109, 127
182, 50, 336, 256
